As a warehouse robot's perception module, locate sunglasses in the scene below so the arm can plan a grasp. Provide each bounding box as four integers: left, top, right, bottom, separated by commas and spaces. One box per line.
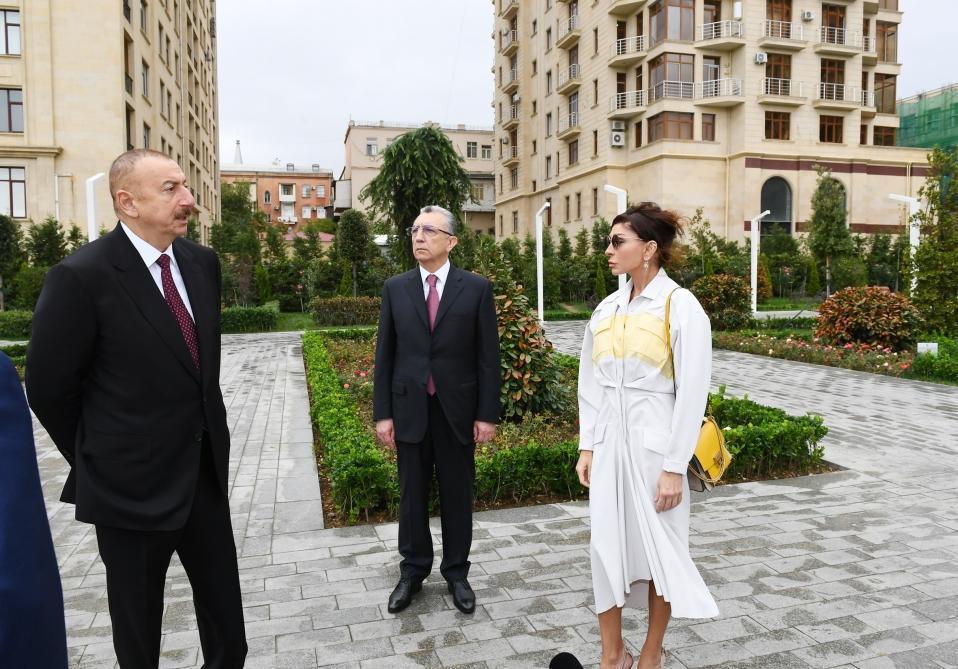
407, 224, 454, 238
606, 234, 644, 249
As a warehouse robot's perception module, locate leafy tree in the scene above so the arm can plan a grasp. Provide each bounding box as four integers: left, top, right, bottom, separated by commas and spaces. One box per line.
359, 125, 472, 267
805, 256, 821, 296
65, 226, 86, 253
26, 217, 68, 267
573, 227, 589, 257
450, 225, 480, 271
186, 218, 201, 242
557, 228, 573, 262
912, 147, 958, 334
806, 166, 853, 296
594, 255, 608, 302
757, 254, 773, 302
337, 209, 371, 296
0, 215, 24, 308
211, 182, 263, 306
590, 218, 611, 255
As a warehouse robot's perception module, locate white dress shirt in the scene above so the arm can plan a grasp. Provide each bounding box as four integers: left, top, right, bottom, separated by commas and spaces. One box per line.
120, 222, 195, 321
419, 260, 451, 300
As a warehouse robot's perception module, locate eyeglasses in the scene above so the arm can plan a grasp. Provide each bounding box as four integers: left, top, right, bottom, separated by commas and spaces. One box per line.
606, 234, 644, 249
406, 224, 454, 238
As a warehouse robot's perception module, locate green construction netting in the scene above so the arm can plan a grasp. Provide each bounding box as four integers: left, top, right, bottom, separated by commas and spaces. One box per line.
898, 85, 958, 149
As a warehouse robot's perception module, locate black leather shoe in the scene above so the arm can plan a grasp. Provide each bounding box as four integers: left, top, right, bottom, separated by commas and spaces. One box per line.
387, 577, 422, 613
447, 579, 476, 614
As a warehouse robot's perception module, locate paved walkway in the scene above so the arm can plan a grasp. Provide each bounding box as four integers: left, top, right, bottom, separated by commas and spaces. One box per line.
34, 327, 958, 668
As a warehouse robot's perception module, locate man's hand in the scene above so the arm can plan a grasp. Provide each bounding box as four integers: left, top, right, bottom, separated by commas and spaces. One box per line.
654, 471, 684, 513
376, 419, 396, 450
473, 421, 496, 444
576, 451, 593, 488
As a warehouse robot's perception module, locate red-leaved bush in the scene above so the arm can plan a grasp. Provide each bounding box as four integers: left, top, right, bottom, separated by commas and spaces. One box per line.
815, 286, 924, 351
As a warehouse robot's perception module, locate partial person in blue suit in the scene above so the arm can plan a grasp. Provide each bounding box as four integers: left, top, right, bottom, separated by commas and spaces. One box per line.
0, 351, 68, 668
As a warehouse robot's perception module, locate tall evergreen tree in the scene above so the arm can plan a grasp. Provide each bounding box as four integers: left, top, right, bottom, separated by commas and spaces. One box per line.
337, 209, 371, 297
26, 217, 68, 267
806, 166, 853, 296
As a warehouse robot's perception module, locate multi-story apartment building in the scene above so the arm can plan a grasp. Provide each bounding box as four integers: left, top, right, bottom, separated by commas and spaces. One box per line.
493, 0, 928, 242
221, 158, 334, 244
0, 0, 220, 242
336, 121, 497, 235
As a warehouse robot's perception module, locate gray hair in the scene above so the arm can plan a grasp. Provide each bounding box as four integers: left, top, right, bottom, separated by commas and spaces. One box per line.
419, 205, 458, 235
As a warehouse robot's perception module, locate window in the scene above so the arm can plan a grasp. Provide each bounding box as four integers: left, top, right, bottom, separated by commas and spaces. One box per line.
545, 155, 553, 179
568, 139, 579, 165
532, 59, 538, 75
546, 112, 553, 136
471, 183, 484, 201
140, 0, 148, 32
876, 22, 897, 63
532, 100, 537, 115
593, 78, 599, 106
765, 111, 790, 140
158, 23, 165, 60
280, 183, 294, 196
766, 53, 792, 94
704, 0, 721, 24
512, 210, 518, 234
317, 185, 326, 198
861, 123, 869, 145
594, 27, 599, 54
141, 60, 150, 98
366, 140, 378, 156
634, 121, 643, 147
546, 27, 552, 50
875, 74, 896, 114
302, 184, 311, 197
532, 19, 537, 35
532, 140, 537, 154
575, 192, 582, 219
649, 53, 694, 101
510, 167, 518, 189
546, 70, 553, 94
647, 111, 693, 142
143, 122, 151, 148
564, 195, 570, 222
264, 190, 271, 203
592, 129, 598, 156
820, 58, 845, 100
649, 0, 694, 46
481, 145, 492, 159
820, 115, 843, 143
159, 81, 166, 116
767, 0, 792, 24
874, 126, 896, 146
701, 113, 715, 141
761, 177, 792, 233
467, 141, 478, 158
532, 180, 537, 192
1, 10, 20, 55
0, 167, 26, 218
0, 89, 23, 133
302, 206, 311, 219
593, 187, 599, 215
499, 215, 504, 236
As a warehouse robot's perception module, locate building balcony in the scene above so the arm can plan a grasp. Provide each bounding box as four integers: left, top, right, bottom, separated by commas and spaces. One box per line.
758, 78, 806, 106
862, 35, 877, 64
863, 0, 879, 14
695, 20, 745, 50
813, 82, 861, 110
608, 90, 646, 119
125, 74, 134, 96
860, 90, 877, 116
501, 0, 518, 19
608, 0, 648, 17
557, 64, 581, 94
557, 112, 581, 139
648, 80, 694, 103
277, 216, 299, 225
501, 68, 519, 93
609, 35, 647, 67
694, 78, 744, 106
502, 104, 520, 129
501, 29, 519, 56
815, 26, 862, 56
502, 145, 520, 166
557, 14, 581, 49
279, 193, 297, 204
758, 20, 807, 50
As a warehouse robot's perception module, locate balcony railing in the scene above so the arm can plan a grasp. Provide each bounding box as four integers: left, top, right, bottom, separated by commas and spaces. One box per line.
611, 35, 646, 58
502, 103, 520, 127
557, 13, 581, 45
557, 63, 581, 89
862, 34, 877, 55
818, 82, 859, 103
820, 26, 861, 48
558, 112, 580, 134
696, 78, 743, 99
698, 20, 744, 41
763, 19, 804, 41
861, 89, 876, 107
502, 145, 519, 162
279, 193, 297, 204
610, 89, 646, 112
501, 29, 518, 53
502, 68, 519, 90
649, 80, 694, 102
501, 0, 519, 17
763, 77, 804, 97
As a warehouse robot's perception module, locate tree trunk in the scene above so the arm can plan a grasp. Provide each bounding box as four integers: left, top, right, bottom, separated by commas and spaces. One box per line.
825, 255, 832, 297
352, 263, 358, 297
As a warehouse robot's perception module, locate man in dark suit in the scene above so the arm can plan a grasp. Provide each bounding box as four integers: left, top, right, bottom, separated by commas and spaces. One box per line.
374, 205, 501, 615
26, 149, 246, 668
0, 352, 68, 668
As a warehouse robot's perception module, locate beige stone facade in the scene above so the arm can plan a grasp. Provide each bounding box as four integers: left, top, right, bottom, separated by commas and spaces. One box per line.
337, 121, 497, 235
0, 0, 219, 242
492, 0, 928, 242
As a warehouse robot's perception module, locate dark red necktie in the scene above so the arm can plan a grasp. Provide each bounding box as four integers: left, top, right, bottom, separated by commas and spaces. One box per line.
426, 274, 439, 395
157, 254, 200, 369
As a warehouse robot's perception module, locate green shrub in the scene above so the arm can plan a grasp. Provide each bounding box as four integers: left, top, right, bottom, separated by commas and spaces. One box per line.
1, 344, 25, 380
757, 254, 773, 301
831, 256, 868, 291
816, 286, 924, 350
909, 336, 958, 384
0, 310, 32, 339
310, 296, 381, 326
316, 326, 377, 341
475, 440, 581, 502
691, 274, 751, 331
544, 310, 591, 321
220, 306, 278, 333
10, 265, 47, 310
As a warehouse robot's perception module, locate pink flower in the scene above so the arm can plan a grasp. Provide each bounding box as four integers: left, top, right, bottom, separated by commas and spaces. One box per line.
343, 383, 350, 389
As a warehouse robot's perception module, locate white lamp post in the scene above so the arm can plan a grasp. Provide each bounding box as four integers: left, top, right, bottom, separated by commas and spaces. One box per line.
86, 172, 106, 242
603, 184, 629, 291
750, 210, 771, 315
888, 194, 921, 293
535, 201, 551, 324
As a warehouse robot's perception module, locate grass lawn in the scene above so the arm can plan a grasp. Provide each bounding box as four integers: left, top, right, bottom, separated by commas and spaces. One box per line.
275, 311, 317, 331
757, 297, 822, 312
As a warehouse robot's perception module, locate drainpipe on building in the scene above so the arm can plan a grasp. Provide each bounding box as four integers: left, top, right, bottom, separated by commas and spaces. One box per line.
86, 173, 106, 242
723, 156, 730, 240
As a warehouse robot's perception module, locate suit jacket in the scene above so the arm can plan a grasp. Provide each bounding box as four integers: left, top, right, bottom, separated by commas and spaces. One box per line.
0, 353, 68, 668
373, 265, 501, 445
25, 224, 230, 532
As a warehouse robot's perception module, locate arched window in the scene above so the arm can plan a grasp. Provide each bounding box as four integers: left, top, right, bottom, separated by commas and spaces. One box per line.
760, 176, 792, 234
264, 190, 271, 204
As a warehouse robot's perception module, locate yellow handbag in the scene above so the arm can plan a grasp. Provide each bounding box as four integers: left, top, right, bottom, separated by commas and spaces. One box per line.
665, 289, 732, 492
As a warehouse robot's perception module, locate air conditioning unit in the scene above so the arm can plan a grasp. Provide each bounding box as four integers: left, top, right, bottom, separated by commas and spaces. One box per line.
512, 93, 521, 102
732, 1, 743, 20
754, 52, 768, 64
610, 131, 626, 148
610, 120, 626, 131
501, 136, 510, 144
801, 10, 814, 21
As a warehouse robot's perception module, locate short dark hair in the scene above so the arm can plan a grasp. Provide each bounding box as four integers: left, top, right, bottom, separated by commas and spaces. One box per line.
109, 148, 177, 199
611, 202, 685, 267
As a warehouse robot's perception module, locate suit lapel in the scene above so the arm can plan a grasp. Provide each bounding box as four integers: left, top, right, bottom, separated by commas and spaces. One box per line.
108, 225, 201, 384
433, 266, 464, 332
403, 270, 429, 331
173, 240, 213, 389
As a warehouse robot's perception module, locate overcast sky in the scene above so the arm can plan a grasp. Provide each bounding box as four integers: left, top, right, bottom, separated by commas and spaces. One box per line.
216, 0, 953, 176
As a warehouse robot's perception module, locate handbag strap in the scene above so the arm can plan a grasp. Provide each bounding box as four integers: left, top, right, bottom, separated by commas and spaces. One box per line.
664, 287, 712, 416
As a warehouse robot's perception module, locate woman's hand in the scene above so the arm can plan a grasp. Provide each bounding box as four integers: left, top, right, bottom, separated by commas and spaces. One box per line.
576, 451, 593, 488
654, 471, 684, 512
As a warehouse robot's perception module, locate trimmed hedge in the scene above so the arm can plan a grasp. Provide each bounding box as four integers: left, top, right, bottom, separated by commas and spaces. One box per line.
910, 336, 958, 385
0, 310, 32, 339
315, 326, 377, 341
310, 296, 381, 327
1, 344, 25, 380
220, 306, 278, 333
544, 310, 591, 321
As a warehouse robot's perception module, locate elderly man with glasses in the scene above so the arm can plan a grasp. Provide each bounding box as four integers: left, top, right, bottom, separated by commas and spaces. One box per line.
373, 205, 501, 615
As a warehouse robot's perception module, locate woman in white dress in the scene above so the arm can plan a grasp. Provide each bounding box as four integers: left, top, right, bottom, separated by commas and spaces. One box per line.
576, 203, 718, 669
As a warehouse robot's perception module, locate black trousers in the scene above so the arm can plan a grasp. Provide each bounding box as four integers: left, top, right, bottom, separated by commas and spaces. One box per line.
95, 437, 247, 668
396, 393, 476, 582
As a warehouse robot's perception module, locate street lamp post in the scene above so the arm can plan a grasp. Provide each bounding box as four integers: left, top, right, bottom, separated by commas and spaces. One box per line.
86, 173, 106, 242
603, 184, 629, 291
888, 194, 921, 293
750, 210, 771, 315
535, 201, 551, 324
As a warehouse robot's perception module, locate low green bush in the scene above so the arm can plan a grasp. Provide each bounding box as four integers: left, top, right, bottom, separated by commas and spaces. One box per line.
316, 326, 377, 341
909, 336, 958, 384
0, 310, 32, 339
220, 306, 278, 333
816, 286, 924, 351
310, 296, 381, 326
544, 310, 591, 321
1, 344, 25, 380
691, 274, 751, 331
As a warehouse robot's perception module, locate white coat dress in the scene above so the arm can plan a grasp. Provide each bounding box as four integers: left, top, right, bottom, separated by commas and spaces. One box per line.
578, 268, 719, 618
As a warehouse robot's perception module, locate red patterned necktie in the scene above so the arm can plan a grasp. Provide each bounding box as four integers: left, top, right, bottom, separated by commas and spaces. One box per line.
157, 254, 200, 369
426, 274, 439, 395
